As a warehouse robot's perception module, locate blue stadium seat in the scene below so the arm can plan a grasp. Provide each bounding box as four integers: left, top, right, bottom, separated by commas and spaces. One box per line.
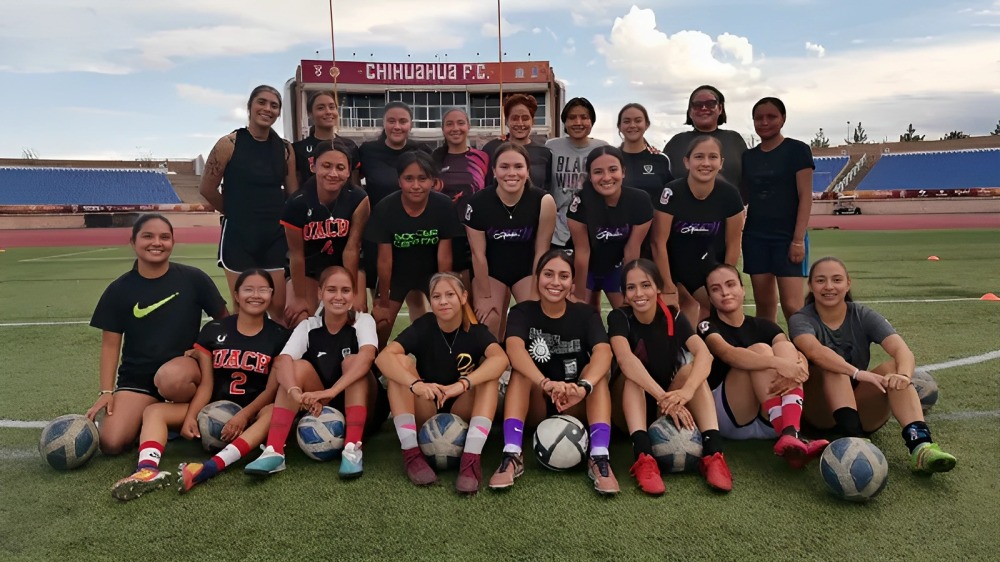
0, 167, 182, 205
855, 149, 1000, 191
813, 156, 849, 192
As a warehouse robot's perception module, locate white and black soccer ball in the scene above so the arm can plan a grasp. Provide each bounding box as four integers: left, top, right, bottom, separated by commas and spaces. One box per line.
38, 414, 99, 470
418, 413, 468, 470
649, 416, 703, 473
912, 369, 939, 413
533, 414, 589, 471
296, 406, 347, 461
196, 400, 242, 452
820, 437, 889, 502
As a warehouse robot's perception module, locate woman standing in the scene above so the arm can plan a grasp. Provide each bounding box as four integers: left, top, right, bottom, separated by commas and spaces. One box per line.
790, 258, 956, 475
488, 250, 618, 495
567, 146, 653, 309
377, 273, 508, 494
650, 136, 744, 325
742, 97, 814, 322
464, 143, 556, 338
618, 103, 674, 206
86, 215, 228, 455
291, 91, 359, 188
482, 94, 553, 191
663, 85, 747, 190
199, 85, 298, 322
282, 140, 369, 326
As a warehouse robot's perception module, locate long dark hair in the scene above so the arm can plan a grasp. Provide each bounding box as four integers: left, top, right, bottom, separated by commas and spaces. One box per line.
248, 85, 282, 111
378, 101, 413, 143
580, 145, 625, 202
619, 259, 679, 367
130, 213, 173, 242
491, 142, 532, 189
312, 138, 357, 177
805, 256, 854, 305
535, 248, 575, 279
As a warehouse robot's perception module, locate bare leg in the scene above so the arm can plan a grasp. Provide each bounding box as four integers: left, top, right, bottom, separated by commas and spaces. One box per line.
99, 391, 158, 455
750, 273, 779, 323
775, 276, 805, 321
154, 356, 202, 403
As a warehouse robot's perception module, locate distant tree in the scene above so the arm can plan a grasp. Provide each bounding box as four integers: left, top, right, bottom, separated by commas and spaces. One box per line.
845, 122, 868, 144
940, 130, 969, 141
899, 124, 924, 142
21, 147, 39, 159
811, 128, 831, 148
991, 119, 1000, 136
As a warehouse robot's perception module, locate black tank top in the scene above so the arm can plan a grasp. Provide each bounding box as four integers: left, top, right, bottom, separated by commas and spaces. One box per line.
222, 127, 287, 231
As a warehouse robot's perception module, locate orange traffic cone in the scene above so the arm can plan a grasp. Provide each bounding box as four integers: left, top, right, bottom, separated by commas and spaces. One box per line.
980, 293, 1000, 301
927, 256, 940, 261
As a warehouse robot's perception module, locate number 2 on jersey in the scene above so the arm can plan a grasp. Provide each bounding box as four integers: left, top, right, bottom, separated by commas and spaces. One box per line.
230, 372, 247, 395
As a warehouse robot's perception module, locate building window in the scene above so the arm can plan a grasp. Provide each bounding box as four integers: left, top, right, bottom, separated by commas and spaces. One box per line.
470, 94, 501, 128
388, 91, 468, 129
532, 93, 547, 126
340, 93, 386, 129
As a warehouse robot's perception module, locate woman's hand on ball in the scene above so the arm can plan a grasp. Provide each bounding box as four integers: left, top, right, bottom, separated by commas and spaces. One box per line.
86, 394, 113, 420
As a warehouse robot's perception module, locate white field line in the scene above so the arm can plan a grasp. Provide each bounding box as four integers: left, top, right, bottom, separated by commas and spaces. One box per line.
17, 248, 116, 263
921, 350, 1000, 372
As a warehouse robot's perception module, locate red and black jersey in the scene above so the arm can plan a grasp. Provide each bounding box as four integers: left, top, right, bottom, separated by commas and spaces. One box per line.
194, 315, 290, 407
281, 183, 368, 279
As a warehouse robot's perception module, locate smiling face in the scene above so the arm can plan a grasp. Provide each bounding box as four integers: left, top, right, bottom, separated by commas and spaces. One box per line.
623, 267, 658, 315
618, 107, 648, 144
705, 266, 745, 314
564, 104, 593, 141
236, 273, 274, 316
507, 104, 534, 141
312, 148, 350, 196
494, 148, 529, 196
683, 139, 723, 183
130, 218, 173, 265
398, 161, 434, 206
249, 91, 281, 129
430, 277, 467, 324
688, 89, 722, 132
310, 94, 339, 131
536, 256, 574, 304
319, 269, 355, 316
752, 101, 785, 142
588, 153, 624, 200
808, 259, 852, 309
383, 107, 412, 148
442, 110, 470, 148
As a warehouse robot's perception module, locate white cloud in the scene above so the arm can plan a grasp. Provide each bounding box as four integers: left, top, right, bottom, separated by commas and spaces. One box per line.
481, 17, 525, 38
532, 27, 542, 34
805, 41, 826, 58
603, 78, 615, 87
564, 38, 577, 55
175, 84, 246, 124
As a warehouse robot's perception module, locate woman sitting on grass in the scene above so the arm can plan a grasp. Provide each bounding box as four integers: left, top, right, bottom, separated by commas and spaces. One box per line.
376, 273, 508, 494
790, 257, 956, 474
111, 269, 288, 500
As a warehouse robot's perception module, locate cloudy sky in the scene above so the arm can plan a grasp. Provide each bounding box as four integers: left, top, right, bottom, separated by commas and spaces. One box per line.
2, 0, 999, 160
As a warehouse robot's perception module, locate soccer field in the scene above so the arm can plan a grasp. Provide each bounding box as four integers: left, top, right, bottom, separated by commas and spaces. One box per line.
1, 229, 998, 560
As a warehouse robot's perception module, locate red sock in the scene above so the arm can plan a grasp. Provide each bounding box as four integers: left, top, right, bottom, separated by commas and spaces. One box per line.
763, 397, 784, 436
346, 405, 367, 445
137, 440, 164, 470
210, 437, 252, 470
266, 407, 296, 454
781, 388, 805, 433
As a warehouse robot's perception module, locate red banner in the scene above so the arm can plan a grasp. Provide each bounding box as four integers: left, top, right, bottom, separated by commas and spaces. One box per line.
300, 60, 551, 86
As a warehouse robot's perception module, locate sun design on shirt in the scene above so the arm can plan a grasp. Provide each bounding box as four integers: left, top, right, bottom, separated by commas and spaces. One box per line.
528, 337, 551, 363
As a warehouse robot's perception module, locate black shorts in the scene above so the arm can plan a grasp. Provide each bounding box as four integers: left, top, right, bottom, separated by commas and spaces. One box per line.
742, 232, 809, 277
115, 372, 165, 402
362, 240, 378, 289
451, 237, 471, 273
218, 219, 287, 272
671, 257, 716, 293
389, 273, 431, 304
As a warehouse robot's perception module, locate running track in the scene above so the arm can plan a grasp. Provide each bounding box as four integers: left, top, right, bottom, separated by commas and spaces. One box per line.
0, 213, 998, 248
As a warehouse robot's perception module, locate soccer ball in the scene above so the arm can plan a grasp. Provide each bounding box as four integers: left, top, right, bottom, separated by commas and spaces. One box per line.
820, 437, 889, 502
38, 414, 99, 470
912, 369, 939, 412
533, 415, 589, 471
196, 400, 242, 452
297, 407, 347, 461
418, 413, 468, 470
648, 416, 703, 473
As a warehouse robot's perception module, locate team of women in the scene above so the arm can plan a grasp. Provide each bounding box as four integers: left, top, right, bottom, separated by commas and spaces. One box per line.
89, 85, 956, 500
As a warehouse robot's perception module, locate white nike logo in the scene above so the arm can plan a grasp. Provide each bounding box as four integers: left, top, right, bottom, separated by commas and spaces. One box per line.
317, 352, 327, 357
513, 427, 522, 433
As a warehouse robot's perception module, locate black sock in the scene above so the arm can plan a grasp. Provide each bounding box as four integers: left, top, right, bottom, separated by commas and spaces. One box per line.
701, 429, 723, 456
901, 421, 932, 453
630, 430, 653, 460
780, 426, 800, 437
832, 408, 864, 437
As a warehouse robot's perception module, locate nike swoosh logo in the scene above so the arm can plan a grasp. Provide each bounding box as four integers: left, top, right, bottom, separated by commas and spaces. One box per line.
133, 293, 179, 318
317, 352, 327, 357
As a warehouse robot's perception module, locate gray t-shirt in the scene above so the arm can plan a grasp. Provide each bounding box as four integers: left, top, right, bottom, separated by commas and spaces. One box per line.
545, 136, 609, 246
662, 129, 748, 193
788, 302, 897, 370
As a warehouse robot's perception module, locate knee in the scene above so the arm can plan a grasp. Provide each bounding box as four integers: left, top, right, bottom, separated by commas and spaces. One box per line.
748, 342, 774, 356
153, 358, 198, 390
98, 433, 132, 456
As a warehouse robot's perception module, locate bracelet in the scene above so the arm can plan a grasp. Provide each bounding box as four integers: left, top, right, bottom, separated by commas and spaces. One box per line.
98, 390, 113, 396
850, 368, 860, 381
539, 378, 552, 391
287, 386, 302, 396
576, 379, 594, 396
409, 379, 423, 394
459, 376, 472, 391
791, 241, 805, 247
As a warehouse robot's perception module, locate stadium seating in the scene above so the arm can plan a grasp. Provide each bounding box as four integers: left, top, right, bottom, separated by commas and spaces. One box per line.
855, 149, 1000, 191
0, 167, 181, 205
813, 156, 849, 192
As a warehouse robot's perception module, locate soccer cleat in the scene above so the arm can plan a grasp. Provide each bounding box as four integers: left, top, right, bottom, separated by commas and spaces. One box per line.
800, 438, 830, 468
774, 434, 809, 469
244, 446, 286, 475
111, 468, 171, 501
177, 463, 203, 494
402, 447, 438, 486
587, 455, 620, 495
339, 442, 364, 479
455, 452, 482, 495
699, 452, 733, 492
909, 442, 957, 474
629, 453, 665, 496
487, 452, 524, 490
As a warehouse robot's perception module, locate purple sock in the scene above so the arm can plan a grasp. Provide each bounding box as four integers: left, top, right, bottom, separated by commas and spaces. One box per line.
502, 418, 525, 453
194, 459, 220, 484
589, 423, 611, 457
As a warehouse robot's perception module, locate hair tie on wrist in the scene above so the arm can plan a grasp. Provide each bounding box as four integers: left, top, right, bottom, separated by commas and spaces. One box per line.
409, 379, 423, 394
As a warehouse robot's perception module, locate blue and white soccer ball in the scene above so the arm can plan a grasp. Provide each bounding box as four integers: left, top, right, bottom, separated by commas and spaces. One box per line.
419, 413, 468, 470
296, 406, 347, 461
197, 400, 243, 452
533, 414, 589, 471
820, 437, 889, 502
649, 416, 703, 473
38, 414, 99, 470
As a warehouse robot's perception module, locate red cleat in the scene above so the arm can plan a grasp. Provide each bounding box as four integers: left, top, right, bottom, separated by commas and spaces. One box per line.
699, 452, 733, 492
774, 434, 809, 469
629, 453, 665, 496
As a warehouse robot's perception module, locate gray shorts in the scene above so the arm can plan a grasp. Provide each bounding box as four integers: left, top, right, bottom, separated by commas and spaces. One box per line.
713, 380, 774, 440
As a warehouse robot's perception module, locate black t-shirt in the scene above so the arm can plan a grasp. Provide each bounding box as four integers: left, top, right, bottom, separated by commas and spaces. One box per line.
567, 187, 653, 275
607, 304, 693, 386
653, 178, 743, 270
481, 140, 554, 191
280, 313, 379, 389
90, 263, 227, 382
292, 133, 360, 187
364, 191, 464, 280
357, 139, 431, 209
281, 183, 368, 278
194, 315, 289, 406
662, 129, 747, 192
463, 186, 546, 277
505, 301, 609, 382
222, 128, 288, 233
697, 312, 784, 389
621, 150, 675, 203
742, 138, 815, 238
394, 313, 498, 385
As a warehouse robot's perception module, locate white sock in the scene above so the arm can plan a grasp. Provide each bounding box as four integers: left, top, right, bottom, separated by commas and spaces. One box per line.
464, 416, 492, 455
393, 414, 418, 450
